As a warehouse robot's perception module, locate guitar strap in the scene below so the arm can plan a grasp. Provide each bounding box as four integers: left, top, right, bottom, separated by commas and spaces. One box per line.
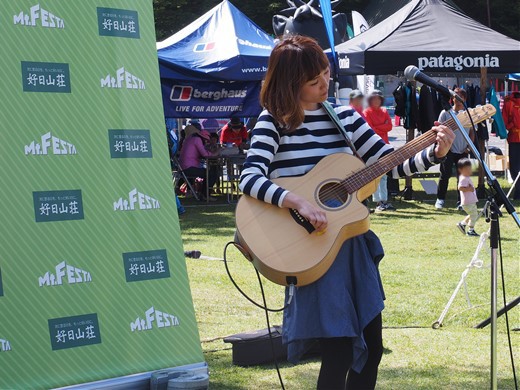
321, 101, 362, 160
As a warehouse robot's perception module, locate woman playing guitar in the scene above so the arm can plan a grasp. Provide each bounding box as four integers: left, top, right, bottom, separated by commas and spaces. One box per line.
239, 35, 455, 389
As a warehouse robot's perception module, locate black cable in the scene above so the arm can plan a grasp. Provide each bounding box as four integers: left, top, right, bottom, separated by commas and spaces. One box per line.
497, 219, 518, 389
256, 268, 286, 390
223, 241, 288, 312
223, 241, 290, 389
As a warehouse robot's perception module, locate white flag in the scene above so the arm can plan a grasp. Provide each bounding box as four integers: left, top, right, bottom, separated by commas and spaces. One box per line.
351, 11, 369, 36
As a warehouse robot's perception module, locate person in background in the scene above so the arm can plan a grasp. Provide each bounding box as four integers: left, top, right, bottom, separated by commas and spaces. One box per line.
166, 120, 185, 215
363, 90, 395, 212
220, 116, 249, 149
349, 89, 366, 119
456, 158, 480, 236
201, 118, 220, 134
180, 119, 202, 151
179, 130, 218, 201
435, 88, 475, 209
502, 92, 520, 199
207, 132, 220, 153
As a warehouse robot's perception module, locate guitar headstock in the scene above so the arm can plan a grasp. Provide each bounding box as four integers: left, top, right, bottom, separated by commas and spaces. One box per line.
457, 104, 497, 128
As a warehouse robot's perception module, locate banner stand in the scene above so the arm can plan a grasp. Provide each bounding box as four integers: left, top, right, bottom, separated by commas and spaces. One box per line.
56, 362, 208, 390
1, 1, 205, 388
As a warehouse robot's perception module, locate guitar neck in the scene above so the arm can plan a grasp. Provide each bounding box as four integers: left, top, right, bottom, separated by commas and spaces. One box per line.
343, 116, 461, 193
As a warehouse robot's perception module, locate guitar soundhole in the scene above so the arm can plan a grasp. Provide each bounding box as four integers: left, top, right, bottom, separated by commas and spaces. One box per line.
317, 181, 350, 210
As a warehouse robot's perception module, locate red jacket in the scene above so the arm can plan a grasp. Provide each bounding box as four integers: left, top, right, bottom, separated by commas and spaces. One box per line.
363, 107, 392, 144
220, 124, 248, 146
502, 96, 520, 143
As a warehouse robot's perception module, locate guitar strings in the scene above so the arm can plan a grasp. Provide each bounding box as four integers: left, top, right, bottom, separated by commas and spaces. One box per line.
318, 129, 438, 202
317, 109, 488, 203
318, 106, 492, 202
317, 117, 462, 203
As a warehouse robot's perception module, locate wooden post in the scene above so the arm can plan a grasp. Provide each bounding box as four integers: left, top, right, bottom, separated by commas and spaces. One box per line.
477, 67, 487, 198
404, 127, 414, 199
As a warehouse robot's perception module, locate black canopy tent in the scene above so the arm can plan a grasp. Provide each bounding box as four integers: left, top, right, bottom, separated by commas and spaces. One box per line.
335, 0, 520, 76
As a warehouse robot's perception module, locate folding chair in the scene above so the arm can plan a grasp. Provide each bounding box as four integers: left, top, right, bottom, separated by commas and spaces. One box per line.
171, 155, 200, 201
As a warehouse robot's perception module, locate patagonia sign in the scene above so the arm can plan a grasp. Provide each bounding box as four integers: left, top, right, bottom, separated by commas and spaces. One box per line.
418, 54, 500, 72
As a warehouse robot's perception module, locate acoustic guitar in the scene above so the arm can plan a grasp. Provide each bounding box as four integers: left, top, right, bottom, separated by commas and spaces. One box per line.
235, 105, 496, 286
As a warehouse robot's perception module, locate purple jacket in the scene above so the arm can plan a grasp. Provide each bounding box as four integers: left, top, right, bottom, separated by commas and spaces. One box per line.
179, 135, 211, 170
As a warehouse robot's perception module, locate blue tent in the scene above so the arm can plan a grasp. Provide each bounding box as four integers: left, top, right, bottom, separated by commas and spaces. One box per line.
157, 0, 275, 118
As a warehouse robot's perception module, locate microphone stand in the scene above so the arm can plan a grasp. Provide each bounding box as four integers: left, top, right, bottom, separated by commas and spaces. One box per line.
447, 109, 520, 390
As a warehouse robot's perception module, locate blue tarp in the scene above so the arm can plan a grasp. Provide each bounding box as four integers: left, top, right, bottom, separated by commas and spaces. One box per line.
157, 1, 274, 118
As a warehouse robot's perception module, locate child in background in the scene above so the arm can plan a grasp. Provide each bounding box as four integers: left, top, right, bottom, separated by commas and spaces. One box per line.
457, 158, 480, 237
349, 89, 366, 119
364, 90, 395, 212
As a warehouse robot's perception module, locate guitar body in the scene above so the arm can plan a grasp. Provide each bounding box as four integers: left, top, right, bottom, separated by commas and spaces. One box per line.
235, 153, 379, 286
235, 105, 496, 287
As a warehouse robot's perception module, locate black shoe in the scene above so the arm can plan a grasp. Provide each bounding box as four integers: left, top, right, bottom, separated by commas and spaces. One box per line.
457, 222, 466, 235
466, 229, 479, 237
384, 202, 396, 211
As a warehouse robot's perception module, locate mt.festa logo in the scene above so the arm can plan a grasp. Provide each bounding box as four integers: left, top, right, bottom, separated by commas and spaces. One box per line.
130, 307, 180, 332
100, 67, 145, 90
24, 132, 76, 155
38, 261, 92, 287
418, 54, 499, 72
0, 339, 12, 352
13, 4, 64, 29
113, 188, 160, 211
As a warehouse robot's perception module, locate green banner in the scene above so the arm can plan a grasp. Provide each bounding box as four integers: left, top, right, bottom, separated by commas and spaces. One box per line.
0, 1, 204, 388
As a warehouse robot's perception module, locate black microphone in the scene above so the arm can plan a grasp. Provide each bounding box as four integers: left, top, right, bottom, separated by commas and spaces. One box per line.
404, 65, 463, 102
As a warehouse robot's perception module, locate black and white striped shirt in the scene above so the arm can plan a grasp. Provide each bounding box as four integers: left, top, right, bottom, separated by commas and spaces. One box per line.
239, 105, 436, 207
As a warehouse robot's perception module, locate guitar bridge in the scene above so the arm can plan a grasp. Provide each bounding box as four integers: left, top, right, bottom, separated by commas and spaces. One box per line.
289, 209, 315, 234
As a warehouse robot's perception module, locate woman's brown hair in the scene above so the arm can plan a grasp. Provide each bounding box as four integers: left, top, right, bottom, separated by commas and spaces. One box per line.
260, 35, 330, 132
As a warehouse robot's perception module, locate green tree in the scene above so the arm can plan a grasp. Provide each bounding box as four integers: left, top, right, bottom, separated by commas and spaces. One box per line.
452, 0, 520, 40
153, 0, 519, 42
153, 0, 366, 41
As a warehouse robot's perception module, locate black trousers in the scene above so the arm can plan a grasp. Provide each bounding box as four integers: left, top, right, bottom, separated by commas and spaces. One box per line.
509, 142, 520, 199
182, 166, 218, 194
317, 314, 383, 390
436, 151, 468, 201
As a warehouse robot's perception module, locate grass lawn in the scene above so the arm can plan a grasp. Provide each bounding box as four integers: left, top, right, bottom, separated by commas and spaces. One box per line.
178, 177, 519, 389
